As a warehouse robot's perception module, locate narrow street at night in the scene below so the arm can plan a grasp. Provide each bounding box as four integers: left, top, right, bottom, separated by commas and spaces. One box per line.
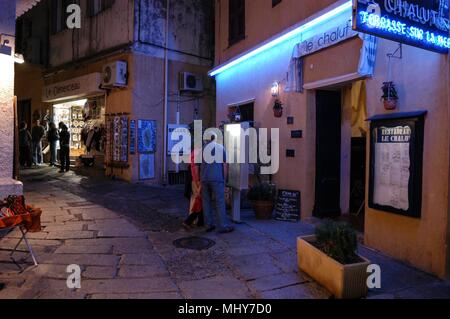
1, 168, 449, 299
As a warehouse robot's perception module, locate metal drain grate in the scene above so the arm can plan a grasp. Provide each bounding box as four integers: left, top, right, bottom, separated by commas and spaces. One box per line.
173, 237, 216, 251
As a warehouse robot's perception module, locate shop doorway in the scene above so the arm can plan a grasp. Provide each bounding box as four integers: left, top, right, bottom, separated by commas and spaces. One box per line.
314, 90, 342, 218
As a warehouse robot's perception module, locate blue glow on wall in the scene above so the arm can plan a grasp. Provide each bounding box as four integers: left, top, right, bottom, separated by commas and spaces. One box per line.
209, 1, 353, 77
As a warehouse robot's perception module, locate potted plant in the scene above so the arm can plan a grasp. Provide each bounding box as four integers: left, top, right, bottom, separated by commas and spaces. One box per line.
273, 99, 283, 118
297, 220, 370, 299
247, 182, 276, 219
381, 81, 399, 110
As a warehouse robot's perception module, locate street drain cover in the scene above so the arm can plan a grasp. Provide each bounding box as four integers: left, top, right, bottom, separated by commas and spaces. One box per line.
173, 237, 216, 251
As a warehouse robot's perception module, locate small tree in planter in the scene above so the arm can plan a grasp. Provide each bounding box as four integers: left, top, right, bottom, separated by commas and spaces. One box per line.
381, 81, 399, 110
297, 220, 370, 299
247, 182, 276, 220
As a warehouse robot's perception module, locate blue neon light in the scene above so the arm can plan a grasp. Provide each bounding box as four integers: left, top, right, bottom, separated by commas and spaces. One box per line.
209, 1, 353, 77
360, 11, 450, 50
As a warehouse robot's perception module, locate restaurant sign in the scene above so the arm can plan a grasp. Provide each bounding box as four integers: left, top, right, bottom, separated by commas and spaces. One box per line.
353, 0, 450, 53
42, 73, 104, 103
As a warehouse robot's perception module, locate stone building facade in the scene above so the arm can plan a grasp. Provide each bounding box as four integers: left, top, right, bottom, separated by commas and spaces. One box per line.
15, 0, 215, 184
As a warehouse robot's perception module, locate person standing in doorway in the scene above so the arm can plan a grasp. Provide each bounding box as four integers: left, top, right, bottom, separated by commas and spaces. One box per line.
19, 122, 32, 168
47, 122, 59, 167
201, 134, 234, 234
59, 122, 71, 173
31, 120, 45, 166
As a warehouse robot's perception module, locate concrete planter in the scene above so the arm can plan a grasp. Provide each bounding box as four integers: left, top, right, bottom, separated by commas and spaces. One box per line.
297, 235, 370, 299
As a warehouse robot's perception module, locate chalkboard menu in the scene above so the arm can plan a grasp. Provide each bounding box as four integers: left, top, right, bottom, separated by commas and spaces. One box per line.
274, 189, 301, 222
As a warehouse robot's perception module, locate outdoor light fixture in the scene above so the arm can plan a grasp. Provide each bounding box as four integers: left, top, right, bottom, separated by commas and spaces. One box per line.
208, 1, 352, 77
271, 82, 280, 97
0, 39, 12, 56
14, 53, 25, 64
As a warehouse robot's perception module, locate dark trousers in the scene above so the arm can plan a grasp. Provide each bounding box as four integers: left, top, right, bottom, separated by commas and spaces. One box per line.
184, 211, 204, 226
60, 146, 70, 171
19, 146, 32, 167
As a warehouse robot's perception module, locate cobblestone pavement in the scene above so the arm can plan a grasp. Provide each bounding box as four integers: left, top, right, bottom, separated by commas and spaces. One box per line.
1, 167, 449, 299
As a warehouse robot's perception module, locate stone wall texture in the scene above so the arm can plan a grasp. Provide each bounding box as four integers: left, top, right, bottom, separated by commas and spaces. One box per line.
0, 0, 16, 179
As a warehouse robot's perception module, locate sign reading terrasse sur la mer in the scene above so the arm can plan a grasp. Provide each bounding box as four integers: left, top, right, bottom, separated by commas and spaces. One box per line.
353, 0, 450, 53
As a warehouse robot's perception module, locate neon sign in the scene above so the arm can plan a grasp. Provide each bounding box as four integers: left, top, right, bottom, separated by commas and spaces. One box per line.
353, 0, 450, 53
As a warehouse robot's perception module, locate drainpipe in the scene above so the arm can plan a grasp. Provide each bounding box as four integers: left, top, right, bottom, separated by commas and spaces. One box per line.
162, 0, 170, 186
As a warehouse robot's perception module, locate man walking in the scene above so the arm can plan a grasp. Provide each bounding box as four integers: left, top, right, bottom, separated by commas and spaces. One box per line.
201, 134, 234, 234
58, 122, 71, 173
31, 120, 45, 165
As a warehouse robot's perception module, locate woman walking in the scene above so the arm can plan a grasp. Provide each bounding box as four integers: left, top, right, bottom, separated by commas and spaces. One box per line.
183, 148, 204, 229
47, 122, 59, 167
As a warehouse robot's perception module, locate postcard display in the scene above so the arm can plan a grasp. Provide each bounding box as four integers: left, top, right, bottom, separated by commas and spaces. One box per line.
106, 116, 129, 167
368, 112, 426, 218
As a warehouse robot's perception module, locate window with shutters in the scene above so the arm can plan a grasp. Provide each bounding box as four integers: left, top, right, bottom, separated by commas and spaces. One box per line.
229, 0, 245, 46
51, 0, 72, 34
89, 0, 115, 17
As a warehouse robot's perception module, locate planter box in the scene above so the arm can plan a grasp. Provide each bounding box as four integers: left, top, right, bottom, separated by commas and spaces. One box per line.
297, 235, 370, 299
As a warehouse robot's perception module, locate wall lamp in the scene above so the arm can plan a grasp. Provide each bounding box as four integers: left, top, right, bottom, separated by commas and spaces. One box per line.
271, 82, 280, 97
0, 39, 12, 56
0, 33, 25, 64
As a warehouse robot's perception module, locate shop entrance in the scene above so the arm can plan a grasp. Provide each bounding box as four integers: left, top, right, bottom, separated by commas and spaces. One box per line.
52, 96, 106, 170
314, 90, 342, 218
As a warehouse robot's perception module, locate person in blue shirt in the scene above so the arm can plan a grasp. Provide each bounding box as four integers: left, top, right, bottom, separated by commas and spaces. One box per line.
201, 134, 234, 234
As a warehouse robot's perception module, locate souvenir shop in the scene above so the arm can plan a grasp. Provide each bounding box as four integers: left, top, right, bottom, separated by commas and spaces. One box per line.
52, 96, 106, 160
43, 73, 107, 169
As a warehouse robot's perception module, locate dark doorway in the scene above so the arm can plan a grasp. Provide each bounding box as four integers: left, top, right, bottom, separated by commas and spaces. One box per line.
349, 137, 367, 231
314, 90, 342, 218
17, 100, 32, 129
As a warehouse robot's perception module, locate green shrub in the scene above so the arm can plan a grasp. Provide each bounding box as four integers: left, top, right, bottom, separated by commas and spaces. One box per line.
247, 183, 276, 202
315, 220, 359, 265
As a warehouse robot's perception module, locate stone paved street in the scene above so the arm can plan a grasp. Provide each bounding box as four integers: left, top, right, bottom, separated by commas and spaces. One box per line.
1, 167, 450, 299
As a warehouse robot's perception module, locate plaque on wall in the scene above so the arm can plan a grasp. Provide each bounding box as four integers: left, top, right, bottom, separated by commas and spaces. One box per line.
274, 189, 301, 222
139, 153, 155, 180
138, 120, 157, 154
368, 111, 426, 218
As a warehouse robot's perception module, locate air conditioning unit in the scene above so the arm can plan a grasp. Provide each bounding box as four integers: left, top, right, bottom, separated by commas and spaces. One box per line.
179, 72, 203, 92
102, 61, 127, 88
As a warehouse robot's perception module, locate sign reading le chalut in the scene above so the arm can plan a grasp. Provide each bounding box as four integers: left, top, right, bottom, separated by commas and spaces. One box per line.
353, 0, 450, 53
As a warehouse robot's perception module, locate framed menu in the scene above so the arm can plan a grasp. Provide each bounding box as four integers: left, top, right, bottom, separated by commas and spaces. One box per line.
368, 111, 426, 218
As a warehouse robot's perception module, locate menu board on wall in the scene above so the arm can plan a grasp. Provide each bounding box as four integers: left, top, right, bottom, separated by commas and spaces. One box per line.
373, 126, 411, 211
369, 112, 426, 218
130, 120, 136, 155
107, 116, 129, 166
274, 190, 301, 222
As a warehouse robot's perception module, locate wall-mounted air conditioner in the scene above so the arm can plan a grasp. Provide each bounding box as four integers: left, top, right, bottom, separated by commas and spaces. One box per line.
102, 61, 127, 88
179, 72, 203, 93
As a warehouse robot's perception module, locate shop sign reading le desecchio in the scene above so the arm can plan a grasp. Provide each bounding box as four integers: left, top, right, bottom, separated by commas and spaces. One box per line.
353, 0, 450, 53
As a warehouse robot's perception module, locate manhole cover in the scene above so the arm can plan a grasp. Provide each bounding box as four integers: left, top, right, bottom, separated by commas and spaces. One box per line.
173, 237, 216, 251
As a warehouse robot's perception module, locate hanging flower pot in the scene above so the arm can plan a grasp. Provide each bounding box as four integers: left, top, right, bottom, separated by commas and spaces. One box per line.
383, 98, 397, 110
381, 82, 399, 111
273, 99, 283, 118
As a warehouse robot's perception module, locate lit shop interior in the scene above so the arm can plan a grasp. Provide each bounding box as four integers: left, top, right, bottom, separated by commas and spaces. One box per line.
52, 96, 106, 166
